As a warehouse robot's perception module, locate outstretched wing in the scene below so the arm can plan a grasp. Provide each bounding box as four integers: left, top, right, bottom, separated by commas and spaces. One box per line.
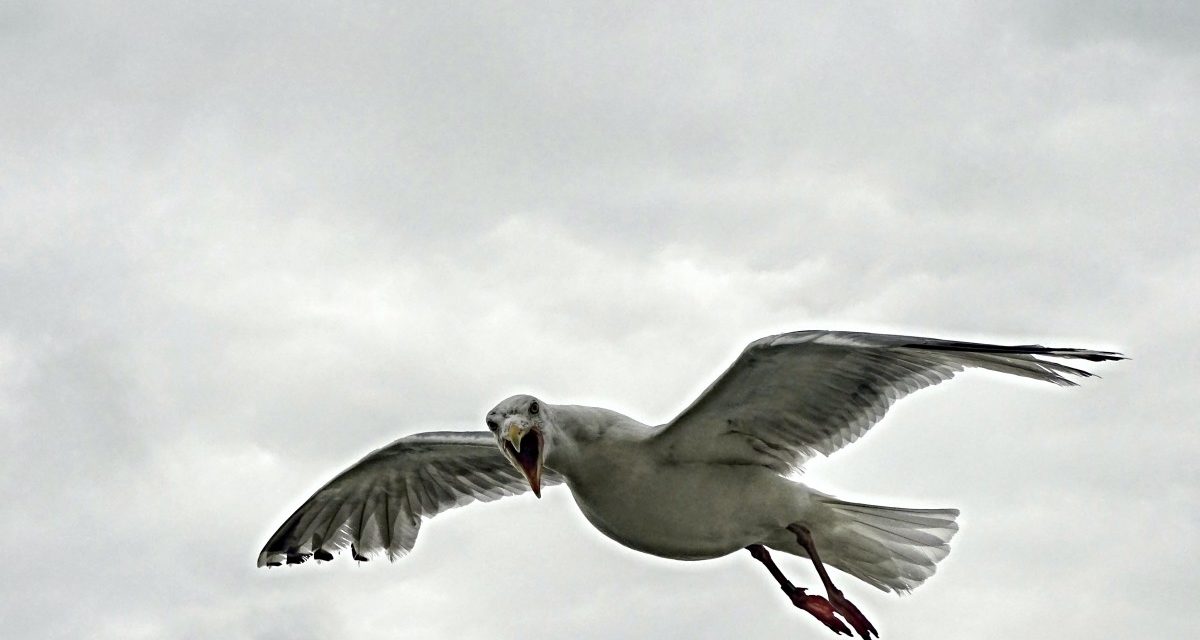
654, 330, 1124, 473
257, 430, 561, 566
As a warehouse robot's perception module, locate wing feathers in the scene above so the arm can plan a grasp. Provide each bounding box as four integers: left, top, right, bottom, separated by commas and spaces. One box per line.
257, 431, 560, 567
657, 330, 1124, 471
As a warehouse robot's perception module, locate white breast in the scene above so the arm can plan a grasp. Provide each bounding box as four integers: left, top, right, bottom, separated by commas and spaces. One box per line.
561, 438, 805, 560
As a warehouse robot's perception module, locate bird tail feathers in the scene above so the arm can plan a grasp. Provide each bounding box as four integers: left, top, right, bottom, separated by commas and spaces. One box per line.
813, 496, 959, 594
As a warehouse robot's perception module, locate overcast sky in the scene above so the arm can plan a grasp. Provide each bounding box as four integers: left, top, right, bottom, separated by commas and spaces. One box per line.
2, 2, 1197, 639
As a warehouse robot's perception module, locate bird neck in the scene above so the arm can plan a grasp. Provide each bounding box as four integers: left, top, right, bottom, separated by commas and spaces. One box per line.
541, 403, 650, 478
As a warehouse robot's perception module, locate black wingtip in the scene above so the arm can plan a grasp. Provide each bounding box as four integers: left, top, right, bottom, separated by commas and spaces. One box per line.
906, 340, 1127, 362
285, 551, 311, 565
1078, 351, 1128, 362
351, 544, 368, 562
313, 548, 334, 562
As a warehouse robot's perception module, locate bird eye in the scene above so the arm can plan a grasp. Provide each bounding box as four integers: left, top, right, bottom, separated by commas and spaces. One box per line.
486, 418, 498, 432
529, 401, 539, 415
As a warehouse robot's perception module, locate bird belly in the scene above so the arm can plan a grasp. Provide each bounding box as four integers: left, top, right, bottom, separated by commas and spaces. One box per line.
565, 463, 802, 561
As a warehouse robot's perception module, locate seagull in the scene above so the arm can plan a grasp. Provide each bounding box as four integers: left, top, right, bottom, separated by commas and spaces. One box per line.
258, 330, 1124, 638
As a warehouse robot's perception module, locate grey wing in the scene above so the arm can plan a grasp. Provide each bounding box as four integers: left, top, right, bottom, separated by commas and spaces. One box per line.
257, 430, 562, 567
653, 330, 1125, 473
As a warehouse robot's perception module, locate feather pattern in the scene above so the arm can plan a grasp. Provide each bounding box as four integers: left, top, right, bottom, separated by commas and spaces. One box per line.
257, 431, 562, 566
655, 330, 1125, 472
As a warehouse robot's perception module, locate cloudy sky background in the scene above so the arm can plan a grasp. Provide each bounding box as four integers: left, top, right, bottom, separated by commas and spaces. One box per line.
2, 2, 1197, 638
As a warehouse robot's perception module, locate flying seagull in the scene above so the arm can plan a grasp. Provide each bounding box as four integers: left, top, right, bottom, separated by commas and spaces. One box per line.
258, 330, 1124, 638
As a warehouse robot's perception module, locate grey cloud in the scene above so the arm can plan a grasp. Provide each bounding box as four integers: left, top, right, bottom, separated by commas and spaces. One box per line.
1017, 0, 1200, 54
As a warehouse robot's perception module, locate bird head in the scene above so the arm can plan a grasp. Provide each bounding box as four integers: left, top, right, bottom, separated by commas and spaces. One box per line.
486, 395, 549, 497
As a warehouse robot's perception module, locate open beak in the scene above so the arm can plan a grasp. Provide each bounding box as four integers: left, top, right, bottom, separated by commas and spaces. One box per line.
502, 423, 544, 498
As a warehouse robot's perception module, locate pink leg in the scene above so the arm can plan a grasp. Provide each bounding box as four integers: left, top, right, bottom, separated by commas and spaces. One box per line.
746, 544, 852, 636
788, 525, 879, 639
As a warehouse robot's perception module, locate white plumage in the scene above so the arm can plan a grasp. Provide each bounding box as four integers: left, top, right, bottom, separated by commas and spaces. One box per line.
259, 330, 1123, 637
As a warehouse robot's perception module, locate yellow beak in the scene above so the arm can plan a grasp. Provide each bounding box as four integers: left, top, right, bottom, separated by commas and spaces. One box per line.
501, 422, 543, 498
505, 423, 526, 452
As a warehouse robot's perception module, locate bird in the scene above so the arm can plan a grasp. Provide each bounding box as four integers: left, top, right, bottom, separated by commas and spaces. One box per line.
258, 330, 1124, 638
